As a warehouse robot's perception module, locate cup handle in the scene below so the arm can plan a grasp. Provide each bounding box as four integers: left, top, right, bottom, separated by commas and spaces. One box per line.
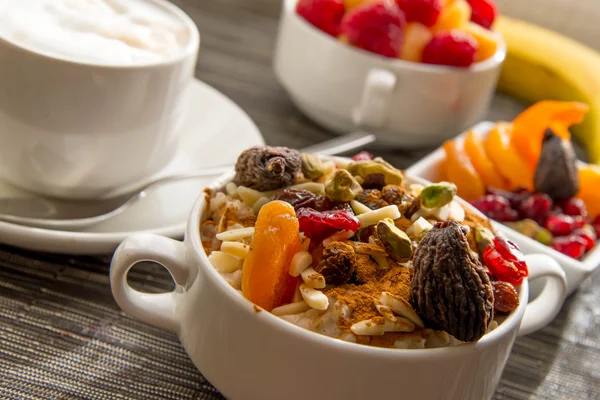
517, 254, 567, 337
352, 68, 396, 128
110, 233, 190, 332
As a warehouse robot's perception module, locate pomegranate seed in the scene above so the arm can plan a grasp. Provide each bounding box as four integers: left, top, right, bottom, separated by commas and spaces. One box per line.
340, 2, 407, 58
422, 30, 478, 67
486, 186, 531, 209
492, 281, 520, 313
296, 0, 346, 37
593, 215, 600, 238
466, 0, 498, 29
471, 195, 519, 222
351, 151, 374, 161
396, 0, 443, 27
545, 214, 586, 236
297, 208, 360, 243
518, 193, 553, 225
572, 228, 596, 252
559, 197, 588, 218
551, 236, 587, 260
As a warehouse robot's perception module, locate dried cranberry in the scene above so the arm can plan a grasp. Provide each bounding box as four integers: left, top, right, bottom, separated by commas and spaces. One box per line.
594, 215, 600, 238
483, 237, 528, 285
472, 195, 519, 222
351, 151, 374, 161
572, 228, 596, 252
551, 236, 587, 259
545, 214, 586, 236
272, 189, 333, 212
558, 197, 588, 218
518, 193, 552, 225
297, 208, 360, 243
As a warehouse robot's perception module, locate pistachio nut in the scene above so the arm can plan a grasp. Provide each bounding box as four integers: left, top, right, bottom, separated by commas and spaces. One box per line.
474, 225, 495, 255
325, 169, 363, 202
301, 153, 325, 180
420, 182, 457, 209
376, 218, 413, 262
347, 158, 403, 186
505, 219, 553, 245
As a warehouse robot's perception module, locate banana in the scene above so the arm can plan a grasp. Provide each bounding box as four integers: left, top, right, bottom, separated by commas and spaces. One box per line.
495, 16, 600, 165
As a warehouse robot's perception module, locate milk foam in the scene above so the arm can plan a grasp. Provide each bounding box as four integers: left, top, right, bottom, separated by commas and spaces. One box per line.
0, 0, 191, 65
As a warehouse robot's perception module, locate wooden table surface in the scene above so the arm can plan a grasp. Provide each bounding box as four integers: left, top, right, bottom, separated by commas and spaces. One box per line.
1, 1, 599, 399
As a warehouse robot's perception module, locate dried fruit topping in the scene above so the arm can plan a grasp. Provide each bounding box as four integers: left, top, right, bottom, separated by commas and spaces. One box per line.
234, 146, 301, 191
381, 185, 420, 217
376, 218, 413, 262
545, 214, 586, 237
534, 128, 580, 201
466, 0, 497, 30
518, 193, 553, 225
314, 241, 356, 285
301, 153, 325, 180
483, 237, 528, 285
347, 158, 404, 186
559, 197, 588, 218
505, 219, 553, 246
550, 236, 587, 259
420, 181, 457, 209
351, 151, 374, 161
471, 194, 519, 222
486, 186, 531, 210
594, 215, 600, 238
411, 220, 494, 342
572, 227, 596, 252
325, 169, 363, 202
272, 189, 334, 212
396, 0, 443, 27
492, 281, 519, 313
355, 188, 389, 210
361, 174, 386, 189
340, 2, 407, 58
421, 30, 478, 67
297, 208, 360, 242
296, 0, 346, 37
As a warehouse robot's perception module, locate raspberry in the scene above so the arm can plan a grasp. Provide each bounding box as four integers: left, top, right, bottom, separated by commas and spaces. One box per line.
551, 236, 587, 260
518, 193, 553, 225
572, 228, 596, 252
545, 214, 586, 236
483, 237, 528, 285
466, 0, 497, 29
471, 194, 519, 222
558, 197, 588, 218
396, 0, 442, 27
340, 2, 407, 58
297, 208, 360, 242
422, 30, 478, 67
296, 0, 346, 37
351, 151, 374, 161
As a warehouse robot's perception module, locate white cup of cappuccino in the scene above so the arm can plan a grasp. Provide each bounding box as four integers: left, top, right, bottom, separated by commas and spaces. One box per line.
0, 0, 200, 198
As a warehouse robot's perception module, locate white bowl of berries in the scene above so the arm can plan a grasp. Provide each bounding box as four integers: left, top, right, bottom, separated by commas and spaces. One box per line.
406, 106, 600, 296
273, 0, 506, 147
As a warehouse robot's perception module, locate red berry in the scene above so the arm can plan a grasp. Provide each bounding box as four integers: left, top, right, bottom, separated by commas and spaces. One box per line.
340, 2, 407, 58
572, 228, 596, 252
594, 215, 600, 238
297, 208, 360, 242
351, 151, 374, 161
485, 186, 531, 209
296, 0, 346, 37
422, 31, 478, 67
466, 0, 498, 29
471, 195, 519, 222
545, 214, 586, 236
551, 236, 587, 260
518, 193, 553, 225
559, 197, 588, 218
483, 238, 528, 285
396, 0, 442, 27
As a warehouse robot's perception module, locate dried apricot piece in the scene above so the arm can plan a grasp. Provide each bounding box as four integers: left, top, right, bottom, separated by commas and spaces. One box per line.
484, 122, 533, 190
511, 101, 589, 169
578, 164, 600, 219
442, 139, 485, 201
242, 200, 301, 311
463, 130, 507, 189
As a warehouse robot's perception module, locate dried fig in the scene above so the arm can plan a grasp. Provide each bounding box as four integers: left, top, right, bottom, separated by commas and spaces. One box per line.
411, 221, 494, 342
234, 146, 301, 191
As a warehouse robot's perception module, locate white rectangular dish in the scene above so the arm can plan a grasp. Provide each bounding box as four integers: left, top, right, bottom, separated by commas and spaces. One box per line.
406, 121, 600, 296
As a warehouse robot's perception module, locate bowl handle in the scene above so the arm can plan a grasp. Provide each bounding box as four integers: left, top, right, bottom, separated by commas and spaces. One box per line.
353, 68, 396, 129
110, 233, 191, 332
517, 254, 567, 336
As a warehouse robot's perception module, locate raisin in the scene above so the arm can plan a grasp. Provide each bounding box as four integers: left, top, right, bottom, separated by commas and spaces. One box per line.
315, 241, 356, 285
355, 189, 389, 210
272, 189, 334, 211
381, 185, 420, 217
492, 281, 520, 313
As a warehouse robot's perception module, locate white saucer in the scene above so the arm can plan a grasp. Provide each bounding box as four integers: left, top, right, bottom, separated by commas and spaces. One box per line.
0, 79, 264, 255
